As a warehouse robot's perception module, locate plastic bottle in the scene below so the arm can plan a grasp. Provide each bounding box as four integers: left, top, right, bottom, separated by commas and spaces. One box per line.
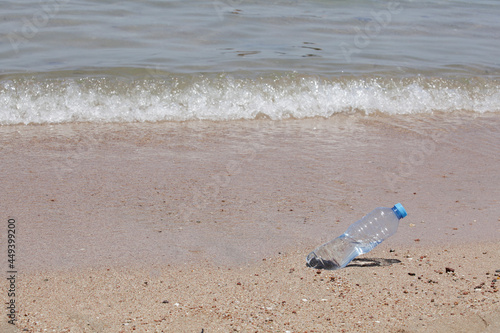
306, 203, 407, 270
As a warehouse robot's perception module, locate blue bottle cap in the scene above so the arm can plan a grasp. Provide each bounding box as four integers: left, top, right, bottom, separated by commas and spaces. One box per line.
392, 203, 407, 219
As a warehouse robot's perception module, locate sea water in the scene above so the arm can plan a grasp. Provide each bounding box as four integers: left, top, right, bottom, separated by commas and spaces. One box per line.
1, 0, 499, 125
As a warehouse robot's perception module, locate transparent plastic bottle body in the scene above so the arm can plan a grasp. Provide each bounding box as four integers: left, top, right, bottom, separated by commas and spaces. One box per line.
306, 205, 406, 270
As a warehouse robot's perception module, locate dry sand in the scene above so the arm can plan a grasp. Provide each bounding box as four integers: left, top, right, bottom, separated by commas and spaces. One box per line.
3, 243, 500, 332
1, 112, 499, 332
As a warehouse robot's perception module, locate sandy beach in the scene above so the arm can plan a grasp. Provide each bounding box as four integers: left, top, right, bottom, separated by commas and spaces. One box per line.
1, 112, 499, 332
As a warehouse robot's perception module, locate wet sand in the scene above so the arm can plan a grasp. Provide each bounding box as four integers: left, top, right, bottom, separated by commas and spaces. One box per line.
1, 112, 499, 332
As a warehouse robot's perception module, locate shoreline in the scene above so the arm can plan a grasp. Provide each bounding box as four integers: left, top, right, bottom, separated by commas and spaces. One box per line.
1, 113, 499, 271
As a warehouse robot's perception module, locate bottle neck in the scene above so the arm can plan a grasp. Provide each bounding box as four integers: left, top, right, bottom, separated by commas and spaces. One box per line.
392, 206, 403, 219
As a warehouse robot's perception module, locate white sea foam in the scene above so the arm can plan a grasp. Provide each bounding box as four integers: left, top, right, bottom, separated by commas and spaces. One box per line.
1, 74, 499, 125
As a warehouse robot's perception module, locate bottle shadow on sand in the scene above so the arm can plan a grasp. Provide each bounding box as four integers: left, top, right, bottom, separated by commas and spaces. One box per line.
347, 257, 401, 268
306, 257, 401, 270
